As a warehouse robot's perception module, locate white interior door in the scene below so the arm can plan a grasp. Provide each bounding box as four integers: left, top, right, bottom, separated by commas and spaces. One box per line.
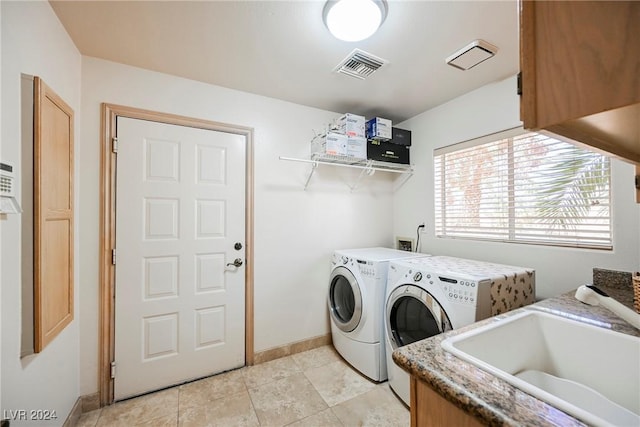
114, 117, 246, 400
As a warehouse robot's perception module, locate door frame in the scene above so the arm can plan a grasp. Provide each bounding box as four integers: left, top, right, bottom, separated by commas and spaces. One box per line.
98, 103, 254, 405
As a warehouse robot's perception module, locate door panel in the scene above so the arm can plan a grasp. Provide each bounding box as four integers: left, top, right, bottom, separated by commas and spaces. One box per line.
114, 117, 246, 400
33, 77, 74, 352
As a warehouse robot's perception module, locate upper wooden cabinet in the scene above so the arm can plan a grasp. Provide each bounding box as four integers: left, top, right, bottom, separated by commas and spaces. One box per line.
519, 0, 640, 165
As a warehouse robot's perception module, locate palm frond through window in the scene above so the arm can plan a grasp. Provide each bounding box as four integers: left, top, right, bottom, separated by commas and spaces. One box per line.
434, 130, 611, 249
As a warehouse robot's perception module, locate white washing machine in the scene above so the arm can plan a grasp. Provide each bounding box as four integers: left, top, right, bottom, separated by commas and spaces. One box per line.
328, 247, 429, 382
384, 256, 535, 405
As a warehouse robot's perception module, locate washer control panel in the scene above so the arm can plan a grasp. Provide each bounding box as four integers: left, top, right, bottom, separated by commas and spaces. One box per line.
331, 254, 377, 278
439, 277, 479, 305
404, 269, 480, 306
356, 259, 376, 277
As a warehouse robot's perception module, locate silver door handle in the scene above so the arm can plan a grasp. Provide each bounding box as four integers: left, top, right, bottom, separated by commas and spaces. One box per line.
226, 258, 243, 268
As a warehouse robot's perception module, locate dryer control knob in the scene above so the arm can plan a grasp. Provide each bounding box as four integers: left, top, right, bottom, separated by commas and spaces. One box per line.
342, 256, 348, 265
413, 272, 423, 282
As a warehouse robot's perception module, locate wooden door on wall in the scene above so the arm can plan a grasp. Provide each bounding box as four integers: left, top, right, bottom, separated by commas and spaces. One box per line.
33, 77, 74, 352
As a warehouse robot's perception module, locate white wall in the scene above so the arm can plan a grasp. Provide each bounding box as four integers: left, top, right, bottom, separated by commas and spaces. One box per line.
78, 57, 396, 395
9, 4, 636, 409
394, 75, 640, 299
1, 1, 82, 425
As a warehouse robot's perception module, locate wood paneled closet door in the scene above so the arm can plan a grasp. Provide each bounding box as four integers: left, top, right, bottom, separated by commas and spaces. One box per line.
33, 77, 74, 352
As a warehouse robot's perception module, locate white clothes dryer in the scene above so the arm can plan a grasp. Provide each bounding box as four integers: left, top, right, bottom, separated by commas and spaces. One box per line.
384, 256, 535, 405
328, 248, 429, 382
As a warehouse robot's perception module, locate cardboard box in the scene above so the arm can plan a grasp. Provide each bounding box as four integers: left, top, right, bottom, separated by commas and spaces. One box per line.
346, 136, 367, 159
389, 127, 412, 146
367, 139, 410, 164
366, 117, 392, 140
325, 133, 348, 156
310, 132, 348, 156
336, 113, 365, 138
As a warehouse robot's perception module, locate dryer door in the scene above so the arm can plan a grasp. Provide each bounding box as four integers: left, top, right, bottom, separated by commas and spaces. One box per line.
328, 266, 362, 333
386, 285, 452, 350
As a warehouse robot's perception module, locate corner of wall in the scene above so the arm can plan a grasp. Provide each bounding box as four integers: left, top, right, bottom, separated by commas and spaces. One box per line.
1, 0, 82, 422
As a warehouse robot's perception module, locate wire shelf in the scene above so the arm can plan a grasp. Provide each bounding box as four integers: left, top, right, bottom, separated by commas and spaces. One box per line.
279, 154, 414, 191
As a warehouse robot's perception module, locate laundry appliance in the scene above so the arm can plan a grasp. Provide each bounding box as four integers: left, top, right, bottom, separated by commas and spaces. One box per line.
384, 256, 535, 404
328, 247, 429, 382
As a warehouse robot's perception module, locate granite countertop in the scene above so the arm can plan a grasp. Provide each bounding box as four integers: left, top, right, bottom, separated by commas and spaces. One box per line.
392, 283, 639, 427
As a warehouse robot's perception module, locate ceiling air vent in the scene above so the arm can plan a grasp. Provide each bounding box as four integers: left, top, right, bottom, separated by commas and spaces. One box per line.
334, 49, 387, 80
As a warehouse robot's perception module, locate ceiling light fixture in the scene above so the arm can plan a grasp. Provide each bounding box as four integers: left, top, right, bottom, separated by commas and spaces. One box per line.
323, 0, 388, 42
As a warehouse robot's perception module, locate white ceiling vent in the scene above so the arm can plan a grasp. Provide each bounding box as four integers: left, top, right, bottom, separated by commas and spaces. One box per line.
334, 49, 387, 80
446, 39, 498, 71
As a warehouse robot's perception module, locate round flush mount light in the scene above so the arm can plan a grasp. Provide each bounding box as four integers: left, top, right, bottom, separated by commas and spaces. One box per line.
323, 0, 388, 42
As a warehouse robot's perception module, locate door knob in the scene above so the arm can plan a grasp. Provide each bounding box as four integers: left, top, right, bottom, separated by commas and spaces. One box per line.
226, 258, 243, 268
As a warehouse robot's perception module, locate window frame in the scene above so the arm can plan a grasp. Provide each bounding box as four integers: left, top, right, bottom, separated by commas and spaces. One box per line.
433, 127, 613, 250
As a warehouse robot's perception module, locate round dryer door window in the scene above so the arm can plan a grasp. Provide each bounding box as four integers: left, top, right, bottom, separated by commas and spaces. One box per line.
328, 266, 362, 333
386, 285, 452, 350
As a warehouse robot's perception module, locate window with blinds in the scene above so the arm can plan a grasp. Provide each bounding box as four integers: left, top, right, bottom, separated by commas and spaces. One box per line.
434, 129, 612, 249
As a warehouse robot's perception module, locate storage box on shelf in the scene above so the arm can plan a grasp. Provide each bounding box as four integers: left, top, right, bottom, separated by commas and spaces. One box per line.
336, 113, 366, 138
281, 117, 414, 190
310, 132, 367, 160
367, 140, 410, 164
389, 127, 412, 146
366, 127, 412, 165
366, 117, 392, 140
310, 132, 348, 157
347, 136, 367, 159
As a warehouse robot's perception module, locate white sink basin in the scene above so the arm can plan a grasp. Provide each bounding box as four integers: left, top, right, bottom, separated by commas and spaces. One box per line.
441, 309, 640, 427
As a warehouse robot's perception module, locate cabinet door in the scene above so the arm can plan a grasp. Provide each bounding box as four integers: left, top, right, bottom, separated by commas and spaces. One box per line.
33, 77, 74, 352
411, 377, 484, 427
521, 0, 640, 128
520, 1, 640, 164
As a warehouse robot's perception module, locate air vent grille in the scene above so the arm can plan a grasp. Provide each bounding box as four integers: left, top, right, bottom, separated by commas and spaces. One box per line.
334, 49, 387, 80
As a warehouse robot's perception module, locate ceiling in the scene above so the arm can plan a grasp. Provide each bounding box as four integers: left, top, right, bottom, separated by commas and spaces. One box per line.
49, 0, 520, 124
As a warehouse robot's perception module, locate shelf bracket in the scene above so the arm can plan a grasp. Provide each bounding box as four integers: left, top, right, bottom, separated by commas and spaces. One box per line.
349, 161, 375, 192
393, 170, 414, 192
303, 161, 319, 190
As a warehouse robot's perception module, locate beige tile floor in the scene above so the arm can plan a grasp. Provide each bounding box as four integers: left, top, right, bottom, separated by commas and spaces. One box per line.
77, 345, 409, 427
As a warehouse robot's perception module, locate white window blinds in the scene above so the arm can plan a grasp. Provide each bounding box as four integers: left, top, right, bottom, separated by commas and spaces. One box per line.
434, 130, 612, 249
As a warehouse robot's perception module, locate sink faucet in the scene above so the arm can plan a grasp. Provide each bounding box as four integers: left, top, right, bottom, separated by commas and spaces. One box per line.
575, 285, 640, 329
